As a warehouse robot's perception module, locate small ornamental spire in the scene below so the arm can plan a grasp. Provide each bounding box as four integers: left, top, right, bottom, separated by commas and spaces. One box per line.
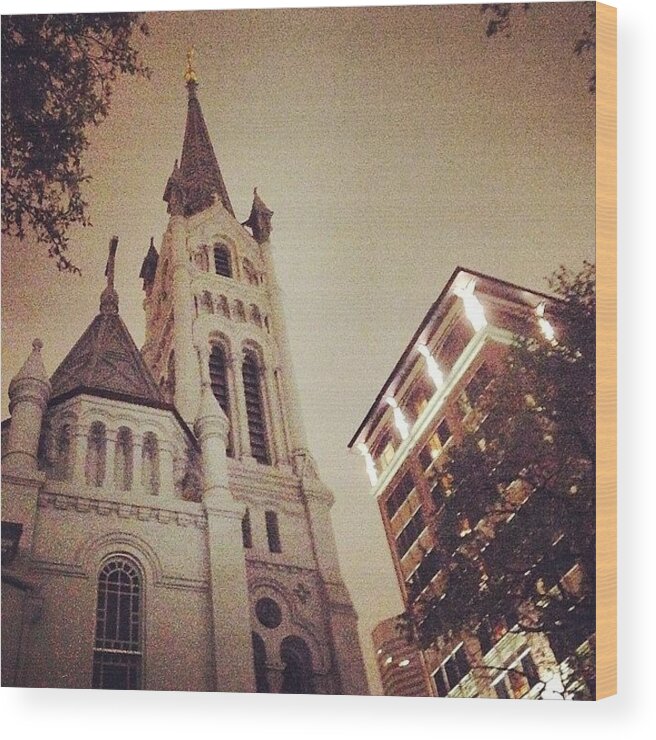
100, 236, 120, 314
184, 46, 198, 89
244, 188, 274, 244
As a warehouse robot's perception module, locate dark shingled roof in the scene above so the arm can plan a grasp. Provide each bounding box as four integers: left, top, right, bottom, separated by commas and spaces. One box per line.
164, 80, 234, 218
50, 310, 166, 408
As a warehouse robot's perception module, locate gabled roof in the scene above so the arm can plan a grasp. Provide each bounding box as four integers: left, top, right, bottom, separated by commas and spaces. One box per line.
49, 310, 166, 408
164, 80, 235, 218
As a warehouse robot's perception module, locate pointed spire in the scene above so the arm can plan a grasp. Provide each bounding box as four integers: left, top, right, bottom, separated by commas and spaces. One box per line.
9, 338, 50, 394
164, 52, 235, 218
100, 236, 119, 314
244, 188, 274, 244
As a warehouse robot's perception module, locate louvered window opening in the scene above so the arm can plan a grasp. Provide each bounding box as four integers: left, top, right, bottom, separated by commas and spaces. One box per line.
243, 355, 270, 464
213, 246, 232, 278
92, 557, 142, 690
209, 345, 233, 457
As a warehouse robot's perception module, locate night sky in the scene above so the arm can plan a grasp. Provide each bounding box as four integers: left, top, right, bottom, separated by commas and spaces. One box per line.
1, 3, 596, 693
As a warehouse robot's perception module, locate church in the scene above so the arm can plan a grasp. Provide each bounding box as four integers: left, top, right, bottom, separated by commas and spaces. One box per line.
1, 58, 369, 694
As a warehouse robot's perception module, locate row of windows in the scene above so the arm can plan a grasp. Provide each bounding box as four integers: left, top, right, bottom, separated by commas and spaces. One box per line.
209, 345, 271, 464
371, 361, 493, 476
195, 291, 270, 332
192, 245, 262, 287
432, 644, 470, 697
92, 555, 314, 692
52, 424, 161, 495
241, 508, 282, 553
395, 506, 426, 559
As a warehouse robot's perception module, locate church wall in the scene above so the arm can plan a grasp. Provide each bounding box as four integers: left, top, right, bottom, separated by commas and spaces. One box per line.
17, 493, 215, 690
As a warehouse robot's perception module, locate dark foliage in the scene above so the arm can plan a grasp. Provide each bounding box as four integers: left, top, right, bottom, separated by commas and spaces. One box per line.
1, 14, 149, 272
481, 2, 596, 95
402, 262, 596, 698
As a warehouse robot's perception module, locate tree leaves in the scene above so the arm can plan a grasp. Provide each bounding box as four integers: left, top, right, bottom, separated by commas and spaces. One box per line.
404, 264, 596, 698
1, 14, 149, 271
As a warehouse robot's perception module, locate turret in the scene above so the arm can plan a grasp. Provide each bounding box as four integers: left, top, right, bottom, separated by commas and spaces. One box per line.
139, 236, 159, 295
244, 187, 274, 244
3, 338, 51, 475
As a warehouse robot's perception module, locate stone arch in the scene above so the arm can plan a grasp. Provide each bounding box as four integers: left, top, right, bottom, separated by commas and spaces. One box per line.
78, 530, 164, 587
85, 420, 107, 487
200, 290, 214, 314
114, 426, 134, 491
242, 258, 259, 286
233, 299, 246, 322
215, 294, 230, 319
249, 304, 263, 328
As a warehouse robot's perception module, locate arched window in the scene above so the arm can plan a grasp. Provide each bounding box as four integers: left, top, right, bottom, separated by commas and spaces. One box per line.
217, 295, 230, 318
213, 244, 232, 277
242, 507, 253, 548
250, 304, 263, 327
209, 344, 233, 457
114, 427, 133, 491
243, 259, 259, 286
53, 423, 73, 480
252, 633, 270, 693
280, 636, 315, 694
234, 300, 246, 322
200, 290, 214, 314
92, 556, 143, 690
242, 351, 270, 465
85, 422, 107, 487
141, 433, 160, 496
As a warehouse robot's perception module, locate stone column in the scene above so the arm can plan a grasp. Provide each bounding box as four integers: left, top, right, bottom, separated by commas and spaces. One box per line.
2, 339, 50, 554
298, 471, 370, 695
195, 348, 255, 693
169, 216, 200, 425
131, 438, 143, 496
232, 349, 253, 461
260, 241, 309, 454
158, 442, 175, 498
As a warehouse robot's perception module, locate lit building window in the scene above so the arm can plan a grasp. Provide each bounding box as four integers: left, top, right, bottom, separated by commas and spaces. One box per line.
92, 556, 143, 690
492, 650, 540, 699
431, 644, 470, 697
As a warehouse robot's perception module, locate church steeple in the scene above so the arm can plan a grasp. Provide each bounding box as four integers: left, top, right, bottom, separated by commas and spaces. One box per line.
164, 51, 234, 218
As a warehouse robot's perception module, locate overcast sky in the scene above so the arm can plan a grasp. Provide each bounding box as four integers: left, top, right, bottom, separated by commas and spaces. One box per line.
1, 3, 596, 693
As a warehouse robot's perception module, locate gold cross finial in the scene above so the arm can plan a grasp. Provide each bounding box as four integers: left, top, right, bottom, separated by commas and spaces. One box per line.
184, 46, 197, 84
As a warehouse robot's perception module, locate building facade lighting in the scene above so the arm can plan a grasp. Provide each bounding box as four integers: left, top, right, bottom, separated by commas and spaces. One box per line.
417, 344, 444, 389
536, 302, 557, 343
356, 442, 378, 486
454, 279, 487, 331
386, 396, 410, 440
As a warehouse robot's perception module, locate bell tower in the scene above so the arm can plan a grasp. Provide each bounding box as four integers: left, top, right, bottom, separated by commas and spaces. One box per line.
139, 56, 369, 695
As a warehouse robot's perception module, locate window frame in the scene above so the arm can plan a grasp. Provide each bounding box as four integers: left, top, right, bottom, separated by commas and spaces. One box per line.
92, 554, 144, 690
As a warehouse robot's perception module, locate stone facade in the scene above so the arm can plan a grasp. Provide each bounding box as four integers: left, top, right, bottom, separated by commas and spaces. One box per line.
1, 75, 369, 695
